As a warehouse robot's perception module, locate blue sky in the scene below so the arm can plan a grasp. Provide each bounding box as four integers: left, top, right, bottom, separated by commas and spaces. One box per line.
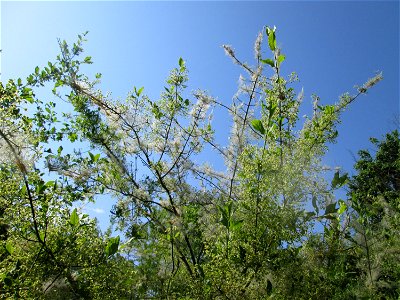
1, 1, 399, 231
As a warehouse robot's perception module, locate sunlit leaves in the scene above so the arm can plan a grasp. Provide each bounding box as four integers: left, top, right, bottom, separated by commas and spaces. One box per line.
39, 231, 45, 242
84, 56, 92, 64
266, 26, 277, 51
134, 86, 144, 97
69, 208, 80, 227
179, 57, 184, 68
218, 202, 243, 231
251, 119, 265, 135
277, 54, 285, 65
5, 241, 14, 255
89, 151, 101, 163
105, 235, 120, 257
261, 58, 275, 68
337, 200, 347, 215
0, 25, 389, 299
229, 220, 243, 232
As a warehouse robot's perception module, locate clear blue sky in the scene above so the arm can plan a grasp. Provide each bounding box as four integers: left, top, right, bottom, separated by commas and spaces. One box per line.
1, 1, 399, 231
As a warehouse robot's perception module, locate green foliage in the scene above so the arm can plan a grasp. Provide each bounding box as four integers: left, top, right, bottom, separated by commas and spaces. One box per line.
0, 26, 392, 299
105, 236, 120, 257
347, 130, 400, 298
251, 119, 265, 135
261, 58, 275, 68
69, 208, 80, 227
331, 170, 349, 189
266, 26, 277, 51
350, 130, 400, 224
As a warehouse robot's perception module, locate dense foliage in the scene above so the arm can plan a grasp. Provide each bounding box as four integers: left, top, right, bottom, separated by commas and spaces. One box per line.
1, 27, 398, 299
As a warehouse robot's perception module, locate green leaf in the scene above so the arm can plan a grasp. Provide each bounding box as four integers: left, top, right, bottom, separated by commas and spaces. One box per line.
261, 58, 275, 68
338, 200, 347, 214
105, 235, 120, 257
84, 56, 92, 63
230, 219, 243, 231
267, 102, 277, 118
35, 66, 39, 75
39, 231, 45, 242
331, 171, 349, 189
251, 119, 265, 135
218, 205, 230, 229
312, 195, 319, 215
21, 185, 27, 196
5, 242, 14, 255
37, 183, 47, 194
267, 27, 276, 51
218, 203, 233, 229
69, 208, 79, 227
152, 104, 163, 119
179, 57, 184, 68
324, 202, 338, 215
277, 54, 285, 65
226, 202, 232, 217
68, 132, 78, 142
220, 216, 229, 229
137, 86, 144, 96
45, 181, 55, 190
45, 180, 55, 187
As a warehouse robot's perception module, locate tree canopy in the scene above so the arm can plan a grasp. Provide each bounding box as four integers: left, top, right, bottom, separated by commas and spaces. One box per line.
0, 27, 398, 299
